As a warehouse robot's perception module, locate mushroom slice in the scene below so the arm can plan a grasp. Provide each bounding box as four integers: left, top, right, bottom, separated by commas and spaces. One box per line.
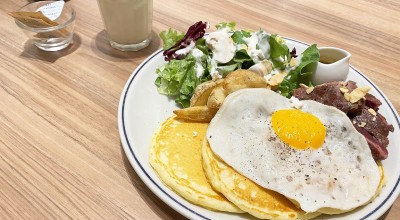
206, 31, 235, 63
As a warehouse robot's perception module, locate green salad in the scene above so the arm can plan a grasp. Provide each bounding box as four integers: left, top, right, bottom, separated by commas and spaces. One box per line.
155, 21, 320, 108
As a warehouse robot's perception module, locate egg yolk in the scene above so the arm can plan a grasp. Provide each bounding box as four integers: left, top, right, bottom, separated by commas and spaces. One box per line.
271, 109, 326, 150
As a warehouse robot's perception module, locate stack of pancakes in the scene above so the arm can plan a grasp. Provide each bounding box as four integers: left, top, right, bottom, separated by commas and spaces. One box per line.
150, 116, 384, 220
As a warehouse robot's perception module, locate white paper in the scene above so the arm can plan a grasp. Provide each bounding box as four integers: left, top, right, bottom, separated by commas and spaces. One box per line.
36, 1, 65, 21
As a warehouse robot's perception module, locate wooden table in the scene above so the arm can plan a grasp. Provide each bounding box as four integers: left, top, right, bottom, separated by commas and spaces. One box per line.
1, 0, 399, 219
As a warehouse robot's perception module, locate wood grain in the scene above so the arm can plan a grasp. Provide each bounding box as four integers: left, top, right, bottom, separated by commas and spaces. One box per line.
0, 0, 399, 219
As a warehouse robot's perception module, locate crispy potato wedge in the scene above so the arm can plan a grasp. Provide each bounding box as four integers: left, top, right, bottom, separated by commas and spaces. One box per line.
207, 85, 227, 109
190, 79, 224, 107
223, 69, 269, 94
179, 69, 271, 122
173, 106, 217, 122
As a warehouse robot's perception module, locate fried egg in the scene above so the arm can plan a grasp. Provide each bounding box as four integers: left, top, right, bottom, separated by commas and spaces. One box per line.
206, 88, 381, 213
202, 137, 321, 220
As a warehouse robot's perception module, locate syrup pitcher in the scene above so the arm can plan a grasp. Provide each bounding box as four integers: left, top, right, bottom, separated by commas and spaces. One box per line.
312, 47, 351, 85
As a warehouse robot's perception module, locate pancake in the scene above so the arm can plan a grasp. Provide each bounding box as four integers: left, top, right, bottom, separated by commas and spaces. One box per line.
202, 138, 320, 220
149, 116, 243, 212
150, 115, 385, 218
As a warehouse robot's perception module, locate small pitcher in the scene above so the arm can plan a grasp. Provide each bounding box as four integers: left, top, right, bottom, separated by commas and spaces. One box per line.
312, 47, 351, 85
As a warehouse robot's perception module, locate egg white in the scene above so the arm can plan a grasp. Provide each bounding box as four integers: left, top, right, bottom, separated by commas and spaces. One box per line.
207, 88, 381, 213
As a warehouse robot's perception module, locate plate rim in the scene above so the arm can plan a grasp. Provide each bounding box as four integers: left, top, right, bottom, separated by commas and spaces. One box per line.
118, 37, 400, 220
118, 49, 209, 220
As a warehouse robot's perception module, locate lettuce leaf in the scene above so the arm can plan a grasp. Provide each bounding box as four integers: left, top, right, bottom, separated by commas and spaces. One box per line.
175, 65, 199, 107
159, 28, 185, 50
268, 34, 290, 69
155, 58, 195, 96
194, 38, 209, 56
277, 44, 320, 97
216, 63, 240, 77
233, 49, 254, 69
155, 55, 208, 108
231, 30, 251, 44
234, 48, 252, 62
215, 21, 236, 30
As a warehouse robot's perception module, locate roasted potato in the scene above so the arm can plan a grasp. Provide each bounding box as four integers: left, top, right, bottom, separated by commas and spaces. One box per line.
178, 69, 271, 122
207, 85, 227, 109
190, 79, 224, 107
173, 105, 217, 122
223, 69, 269, 94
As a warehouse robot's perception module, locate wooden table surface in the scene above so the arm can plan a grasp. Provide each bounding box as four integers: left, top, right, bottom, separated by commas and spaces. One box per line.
1, 0, 399, 219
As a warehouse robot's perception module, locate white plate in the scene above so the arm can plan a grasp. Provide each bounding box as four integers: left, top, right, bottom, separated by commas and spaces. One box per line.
118, 37, 400, 220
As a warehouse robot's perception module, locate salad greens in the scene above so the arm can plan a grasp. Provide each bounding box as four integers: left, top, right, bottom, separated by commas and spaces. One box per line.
278, 44, 320, 97
268, 34, 291, 70
155, 55, 207, 108
215, 21, 236, 30
155, 21, 320, 107
159, 28, 184, 50
162, 21, 208, 61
